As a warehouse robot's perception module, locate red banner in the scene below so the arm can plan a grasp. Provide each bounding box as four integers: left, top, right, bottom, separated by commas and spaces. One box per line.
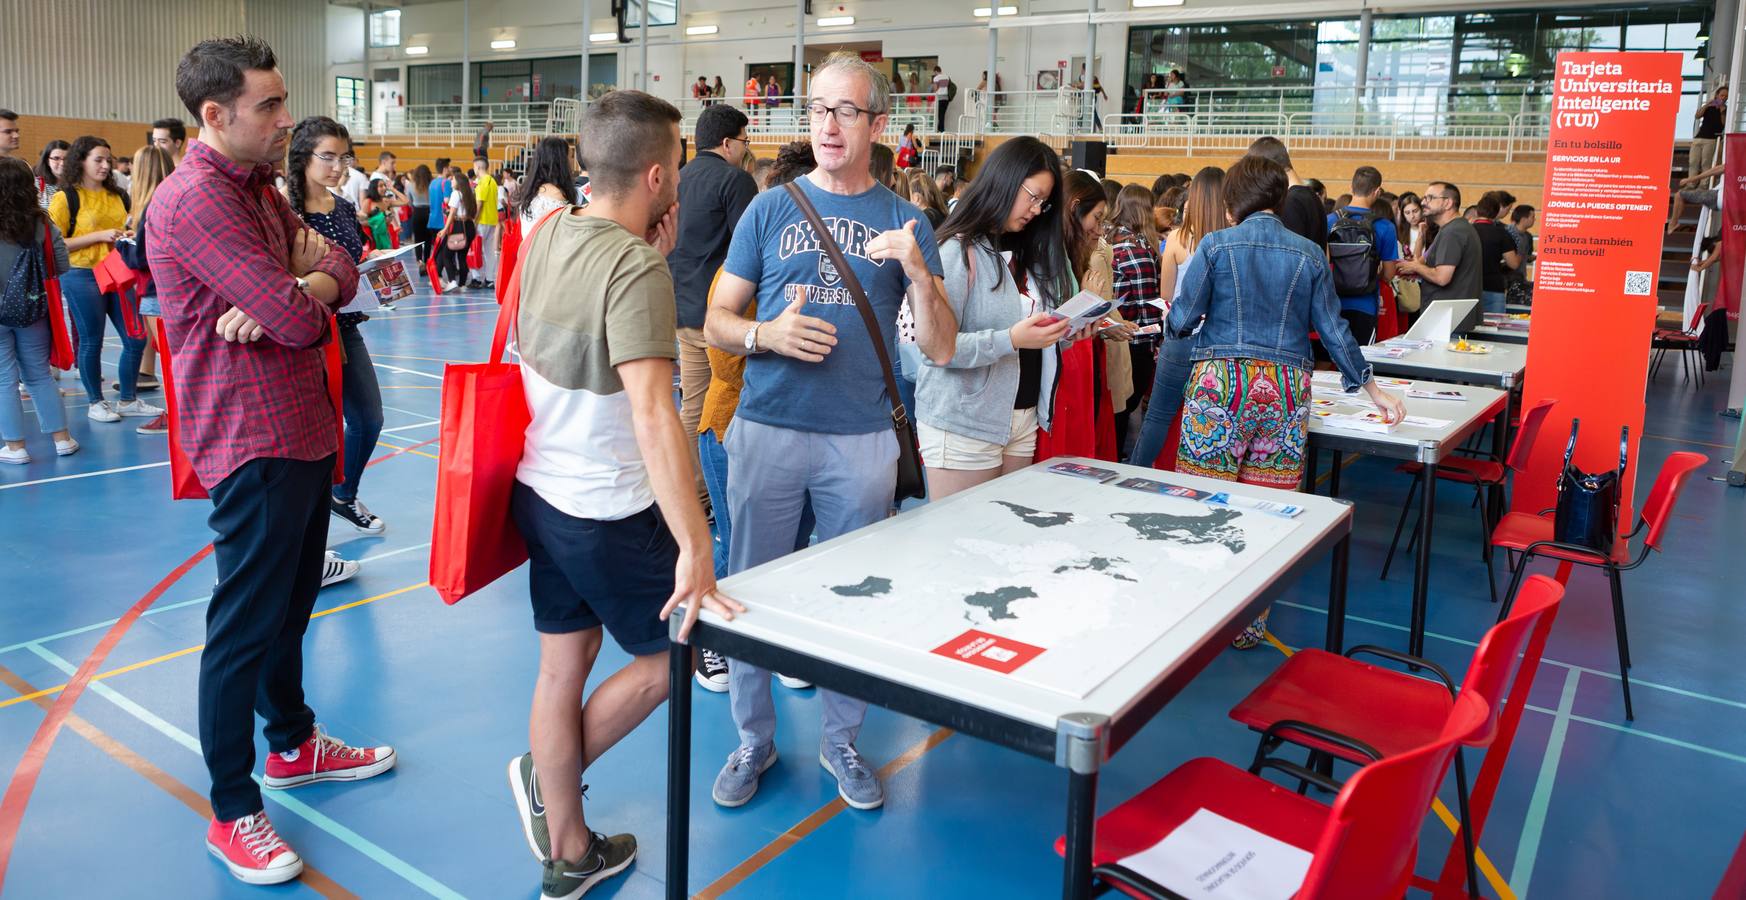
1513, 52, 1683, 539
1720, 132, 1746, 318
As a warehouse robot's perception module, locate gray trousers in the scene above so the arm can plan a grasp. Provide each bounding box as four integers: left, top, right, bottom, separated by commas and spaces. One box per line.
725, 417, 898, 750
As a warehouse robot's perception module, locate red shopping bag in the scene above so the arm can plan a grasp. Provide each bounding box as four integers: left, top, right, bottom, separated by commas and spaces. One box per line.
466, 234, 485, 271
157, 314, 345, 500
494, 214, 523, 305
94, 251, 147, 341
428, 208, 562, 604
42, 230, 75, 370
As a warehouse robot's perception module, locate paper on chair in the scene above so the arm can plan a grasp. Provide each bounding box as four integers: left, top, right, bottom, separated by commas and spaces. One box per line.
1115, 808, 1312, 900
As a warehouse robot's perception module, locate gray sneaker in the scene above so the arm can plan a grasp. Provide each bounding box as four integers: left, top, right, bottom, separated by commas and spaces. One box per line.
711, 743, 777, 808
819, 742, 883, 810
541, 831, 636, 900
507, 753, 550, 861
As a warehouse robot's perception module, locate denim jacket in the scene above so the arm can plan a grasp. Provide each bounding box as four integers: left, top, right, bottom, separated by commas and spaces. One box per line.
1167, 212, 1373, 391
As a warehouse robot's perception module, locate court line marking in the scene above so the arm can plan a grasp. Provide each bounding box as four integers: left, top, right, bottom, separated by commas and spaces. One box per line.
0, 662, 358, 899
1509, 668, 1580, 898
0, 543, 433, 657
371, 353, 470, 364
0, 461, 170, 491
693, 727, 955, 899
25, 643, 460, 900
380, 419, 440, 434
374, 436, 440, 460
371, 362, 444, 381
1642, 432, 1735, 450
374, 308, 501, 322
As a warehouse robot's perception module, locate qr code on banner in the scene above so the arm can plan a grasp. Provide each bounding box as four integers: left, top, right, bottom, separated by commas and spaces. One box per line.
1624, 271, 1654, 296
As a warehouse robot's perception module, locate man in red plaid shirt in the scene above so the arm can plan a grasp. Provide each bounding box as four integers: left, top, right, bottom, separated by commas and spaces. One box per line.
147, 36, 395, 887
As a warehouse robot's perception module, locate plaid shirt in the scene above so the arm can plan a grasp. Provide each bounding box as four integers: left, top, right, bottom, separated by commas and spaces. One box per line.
1109, 226, 1162, 342
146, 140, 358, 488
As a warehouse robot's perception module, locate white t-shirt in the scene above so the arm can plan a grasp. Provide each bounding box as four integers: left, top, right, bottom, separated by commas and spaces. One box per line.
933, 73, 949, 97
341, 167, 370, 209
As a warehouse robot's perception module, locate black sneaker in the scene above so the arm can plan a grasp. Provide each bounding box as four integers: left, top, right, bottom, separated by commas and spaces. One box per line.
331, 495, 386, 534
541, 832, 636, 899
694, 650, 729, 693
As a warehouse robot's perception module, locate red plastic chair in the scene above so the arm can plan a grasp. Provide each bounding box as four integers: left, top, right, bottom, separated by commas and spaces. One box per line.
1382, 398, 1559, 603
1651, 302, 1708, 387
1492, 450, 1709, 720
1057, 693, 1491, 900
1227, 574, 1564, 899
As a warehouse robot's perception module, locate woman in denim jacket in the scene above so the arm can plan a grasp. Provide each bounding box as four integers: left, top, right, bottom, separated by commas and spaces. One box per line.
915, 137, 1078, 499
1166, 155, 1404, 647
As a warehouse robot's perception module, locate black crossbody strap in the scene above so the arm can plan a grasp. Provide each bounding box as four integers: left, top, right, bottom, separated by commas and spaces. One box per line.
783, 180, 911, 428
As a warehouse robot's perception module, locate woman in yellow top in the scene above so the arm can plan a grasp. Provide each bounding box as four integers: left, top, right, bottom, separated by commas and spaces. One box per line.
48, 136, 161, 423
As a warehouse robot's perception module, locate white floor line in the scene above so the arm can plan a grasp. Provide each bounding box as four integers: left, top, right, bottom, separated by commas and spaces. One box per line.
1509, 668, 1580, 898
370, 362, 444, 381
0, 461, 169, 491
381, 403, 434, 420
379, 419, 439, 434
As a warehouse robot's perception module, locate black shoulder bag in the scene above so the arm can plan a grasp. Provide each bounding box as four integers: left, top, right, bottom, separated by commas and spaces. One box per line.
782, 181, 927, 502
1552, 418, 1629, 555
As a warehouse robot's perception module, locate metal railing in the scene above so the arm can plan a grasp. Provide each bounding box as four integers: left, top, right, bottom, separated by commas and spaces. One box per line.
1134, 81, 1554, 122
1104, 108, 1552, 162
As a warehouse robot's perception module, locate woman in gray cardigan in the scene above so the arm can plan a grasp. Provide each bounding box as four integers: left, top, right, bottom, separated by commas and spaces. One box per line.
915, 138, 1080, 499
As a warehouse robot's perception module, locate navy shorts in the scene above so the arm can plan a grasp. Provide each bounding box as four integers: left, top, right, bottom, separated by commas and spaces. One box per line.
509, 480, 676, 655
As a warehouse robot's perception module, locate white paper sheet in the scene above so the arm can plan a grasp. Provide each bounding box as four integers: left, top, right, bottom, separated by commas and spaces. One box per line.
1116, 808, 1313, 900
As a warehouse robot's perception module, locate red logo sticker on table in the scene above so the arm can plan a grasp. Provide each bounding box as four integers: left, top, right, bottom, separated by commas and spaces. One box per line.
931, 629, 1045, 674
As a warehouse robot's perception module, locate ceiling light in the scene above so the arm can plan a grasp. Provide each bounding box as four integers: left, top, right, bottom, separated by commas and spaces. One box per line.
404, 45, 428, 55
817, 16, 854, 27
590, 32, 617, 43
686, 24, 719, 35
974, 6, 1018, 15
490, 38, 516, 50
1131, 0, 1185, 7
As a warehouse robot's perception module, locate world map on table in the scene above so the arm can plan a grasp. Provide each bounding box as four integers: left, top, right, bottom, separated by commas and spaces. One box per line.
722, 467, 1305, 699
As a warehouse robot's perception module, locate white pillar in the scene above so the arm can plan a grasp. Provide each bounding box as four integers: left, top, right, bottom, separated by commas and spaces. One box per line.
1084, 0, 1097, 129
461, 0, 471, 122
985, 17, 997, 131
795, 0, 806, 100
1355, 8, 1373, 109
363, 3, 373, 132
581, 0, 592, 111
638, 0, 650, 91
1729, 0, 1746, 416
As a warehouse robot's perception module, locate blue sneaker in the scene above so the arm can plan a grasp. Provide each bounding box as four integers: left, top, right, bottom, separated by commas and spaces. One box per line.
711, 744, 777, 808
819, 742, 883, 810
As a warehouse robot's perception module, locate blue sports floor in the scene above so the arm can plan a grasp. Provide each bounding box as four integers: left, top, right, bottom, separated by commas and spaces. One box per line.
1, 286, 1741, 898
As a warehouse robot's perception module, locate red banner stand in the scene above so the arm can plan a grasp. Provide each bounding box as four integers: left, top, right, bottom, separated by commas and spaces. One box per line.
1512, 51, 1684, 543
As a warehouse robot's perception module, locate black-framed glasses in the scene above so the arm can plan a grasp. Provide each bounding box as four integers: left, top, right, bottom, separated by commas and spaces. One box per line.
805, 101, 874, 125
1424, 192, 1450, 203
1019, 183, 1052, 213
314, 152, 357, 166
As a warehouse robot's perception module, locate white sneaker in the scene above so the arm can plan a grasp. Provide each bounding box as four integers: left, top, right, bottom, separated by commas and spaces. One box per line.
88, 401, 120, 422
0, 446, 29, 465
115, 398, 165, 418
320, 551, 360, 588
776, 673, 813, 690
54, 438, 80, 456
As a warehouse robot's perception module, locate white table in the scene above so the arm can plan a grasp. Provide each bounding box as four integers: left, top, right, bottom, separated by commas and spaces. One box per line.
662, 459, 1356, 899
1363, 341, 1528, 390
1304, 377, 1510, 656
1471, 314, 1532, 346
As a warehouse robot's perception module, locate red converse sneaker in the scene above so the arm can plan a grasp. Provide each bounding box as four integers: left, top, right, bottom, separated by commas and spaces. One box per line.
262, 724, 396, 789
206, 812, 304, 884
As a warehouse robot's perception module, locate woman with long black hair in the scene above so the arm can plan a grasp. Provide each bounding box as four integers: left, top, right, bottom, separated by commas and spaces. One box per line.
436, 167, 477, 292
283, 116, 386, 535
0, 156, 77, 463
915, 136, 1078, 498
512, 136, 577, 228
407, 164, 434, 261
34, 140, 68, 209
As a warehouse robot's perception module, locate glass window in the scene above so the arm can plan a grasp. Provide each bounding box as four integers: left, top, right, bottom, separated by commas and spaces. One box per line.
336, 76, 367, 114
624, 0, 677, 28
408, 63, 463, 106
368, 9, 400, 49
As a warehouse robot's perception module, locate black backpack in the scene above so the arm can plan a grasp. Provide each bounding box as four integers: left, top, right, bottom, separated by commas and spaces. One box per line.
945, 79, 958, 104
0, 234, 48, 328
1328, 208, 1380, 298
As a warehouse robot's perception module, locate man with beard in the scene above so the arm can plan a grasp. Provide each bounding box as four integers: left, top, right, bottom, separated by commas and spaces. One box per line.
502, 89, 742, 900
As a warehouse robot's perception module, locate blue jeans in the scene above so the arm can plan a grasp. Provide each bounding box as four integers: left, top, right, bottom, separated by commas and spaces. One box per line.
724, 418, 896, 750
1127, 332, 1195, 467
699, 427, 813, 579
0, 320, 69, 440
1480, 291, 1507, 315
334, 326, 384, 502
62, 267, 144, 404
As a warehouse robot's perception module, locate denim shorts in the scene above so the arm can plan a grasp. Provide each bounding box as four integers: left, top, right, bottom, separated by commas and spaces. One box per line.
509, 480, 677, 654
138, 292, 161, 318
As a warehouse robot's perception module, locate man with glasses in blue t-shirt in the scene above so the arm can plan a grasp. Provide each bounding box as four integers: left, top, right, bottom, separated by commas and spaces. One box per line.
703, 51, 957, 813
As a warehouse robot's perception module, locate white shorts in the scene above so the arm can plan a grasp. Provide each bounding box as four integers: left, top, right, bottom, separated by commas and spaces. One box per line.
917, 408, 1040, 471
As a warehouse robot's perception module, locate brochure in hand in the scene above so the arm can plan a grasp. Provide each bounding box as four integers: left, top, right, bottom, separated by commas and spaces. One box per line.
1042, 290, 1115, 331
355, 243, 422, 311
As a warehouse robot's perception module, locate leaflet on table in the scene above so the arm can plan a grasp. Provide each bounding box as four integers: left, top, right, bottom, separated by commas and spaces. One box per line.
1310, 409, 1396, 433
1382, 337, 1434, 350
1407, 388, 1467, 401
1311, 371, 1410, 389
1360, 345, 1412, 359
354, 243, 422, 311
1047, 461, 1121, 482
1112, 477, 1304, 518
1115, 808, 1312, 900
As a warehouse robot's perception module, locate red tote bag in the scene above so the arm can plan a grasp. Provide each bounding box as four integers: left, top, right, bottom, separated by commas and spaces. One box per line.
466, 234, 485, 271
41, 231, 75, 370
94, 251, 146, 341
494, 214, 523, 305
428, 208, 562, 605
157, 314, 345, 500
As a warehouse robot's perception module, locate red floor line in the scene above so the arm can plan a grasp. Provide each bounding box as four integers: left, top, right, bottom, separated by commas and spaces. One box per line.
0, 434, 441, 892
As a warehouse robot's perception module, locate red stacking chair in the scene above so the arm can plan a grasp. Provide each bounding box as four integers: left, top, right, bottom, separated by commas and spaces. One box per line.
1382, 398, 1559, 603
1650, 302, 1708, 387
1492, 450, 1708, 720
1227, 574, 1565, 899
1056, 692, 1491, 900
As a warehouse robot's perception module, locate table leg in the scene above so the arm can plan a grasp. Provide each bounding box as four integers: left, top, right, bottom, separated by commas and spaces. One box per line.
1328, 451, 1343, 497
1302, 445, 1320, 495
1411, 463, 1438, 658
1326, 532, 1350, 653
1487, 393, 1514, 551
1063, 767, 1099, 900
665, 639, 692, 900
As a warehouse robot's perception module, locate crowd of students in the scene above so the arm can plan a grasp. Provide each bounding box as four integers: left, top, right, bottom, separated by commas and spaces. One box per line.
0, 37, 1548, 899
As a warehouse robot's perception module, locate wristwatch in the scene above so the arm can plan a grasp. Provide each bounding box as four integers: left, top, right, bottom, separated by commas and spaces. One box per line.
294, 276, 311, 293
743, 323, 760, 353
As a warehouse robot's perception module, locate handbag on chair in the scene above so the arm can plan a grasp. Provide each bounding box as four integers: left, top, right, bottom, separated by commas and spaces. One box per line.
1552, 418, 1628, 555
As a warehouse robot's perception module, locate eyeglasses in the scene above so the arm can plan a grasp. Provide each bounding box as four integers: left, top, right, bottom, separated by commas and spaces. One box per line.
314, 152, 357, 166
1019, 183, 1052, 213
1424, 193, 1450, 203
805, 101, 874, 125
